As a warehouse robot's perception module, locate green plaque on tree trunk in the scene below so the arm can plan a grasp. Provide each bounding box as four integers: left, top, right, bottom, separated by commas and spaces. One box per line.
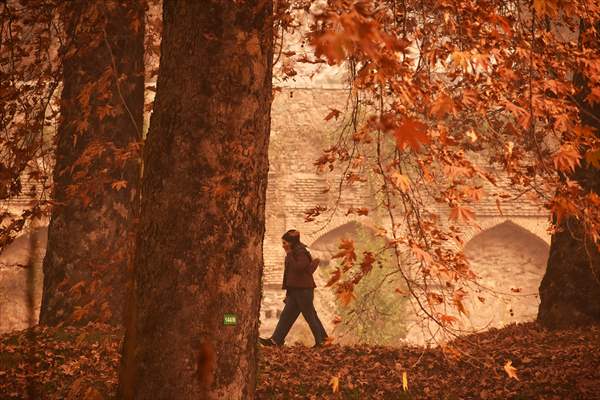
224, 313, 237, 326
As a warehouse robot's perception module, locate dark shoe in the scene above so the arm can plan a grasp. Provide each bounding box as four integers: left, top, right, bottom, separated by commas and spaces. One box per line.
313, 336, 332, 348
258, 337, 277, 347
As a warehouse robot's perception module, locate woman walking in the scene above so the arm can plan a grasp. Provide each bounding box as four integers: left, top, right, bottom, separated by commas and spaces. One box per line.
259, 229, 329, 347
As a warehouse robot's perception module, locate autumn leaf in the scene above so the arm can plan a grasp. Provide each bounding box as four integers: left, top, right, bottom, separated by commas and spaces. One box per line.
553, 145, 581, 173
533, 0, 545, 14
304, 205, 327, 222
464, 186, 484, 202
504, 100, 530, 129
332, 239, 357, 269
77, 82, 94, 109
503, 360, 519, 381
419, 163, 434, 182
84, 386, 105, 400
330, 375, 340, 393
311, 31, 347, 65
439, 314, 458, 326
81, 193, 92, 208
440, 343, 462, 359
489, 14, 512, 36
431, 93, 455, 118
356, 207, 369, 216
585, 86, 600, 105
69, 280, 86, 296
111, 180, 127, 191
427, 292, 444, 305
281, 63, 297, 77
394, 118, 430, 151
360, 251, 376, 274
453, 289, 469, 316
75, 119, 90, 135
443, 165, 470, 181
550, 196, 578, 226
585, 149, 600, 169
402, 371, 408, 392
411, 244, 433, 265
97, 104, 118, 120
346, 207, 369, 216
533, 0, 558, 17
72, 307, 88, 322
338, 288, 356, 306
324, 108, 342, 121
451, 50, 469, 71
449, 204, 476, 223
326, 268, 342, 287
390, 172, 411, 193
465, 129, 477, 143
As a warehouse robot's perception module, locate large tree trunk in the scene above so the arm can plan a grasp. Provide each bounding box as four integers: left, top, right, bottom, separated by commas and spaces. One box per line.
39, 1, 144, 326
118, 1, 273, 399
537, 23, 600, 328
538, 218, 600, 328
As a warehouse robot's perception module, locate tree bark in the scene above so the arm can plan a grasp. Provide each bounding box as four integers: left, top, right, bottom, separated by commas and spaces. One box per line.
538, 217, 600, 328
39, 1, 144, 326
119, 1, 273, 399
537, 22, 600, 328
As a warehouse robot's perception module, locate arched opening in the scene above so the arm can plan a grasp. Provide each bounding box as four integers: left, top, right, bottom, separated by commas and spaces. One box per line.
310, 221, 409, 346
464, 220, 549, 327
0, 226, 48, 333
309, 221, 377, 265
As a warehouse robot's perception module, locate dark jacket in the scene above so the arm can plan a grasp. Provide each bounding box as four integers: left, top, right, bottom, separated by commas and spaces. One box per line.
282, 245, 316, 289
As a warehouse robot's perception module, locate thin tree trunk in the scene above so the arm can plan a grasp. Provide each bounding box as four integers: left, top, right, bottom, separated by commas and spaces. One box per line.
39, 0, 144, 326
119, 1, 273, 399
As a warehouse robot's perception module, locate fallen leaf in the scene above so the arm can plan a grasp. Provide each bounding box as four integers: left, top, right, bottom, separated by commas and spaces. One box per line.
111, 180, 127, 191
330, 375, 340, 393
504, 360, 519, 381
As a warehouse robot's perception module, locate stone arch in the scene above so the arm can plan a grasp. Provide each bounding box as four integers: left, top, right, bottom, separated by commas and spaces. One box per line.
461, 216, 550, 248
308, 220, 378, 263
308, 218, 379, 246
306, 220, 383, 337
462, 220, 549, 328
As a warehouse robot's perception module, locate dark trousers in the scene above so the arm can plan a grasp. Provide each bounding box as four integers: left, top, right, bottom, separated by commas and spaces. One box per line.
272, 288, 328, 345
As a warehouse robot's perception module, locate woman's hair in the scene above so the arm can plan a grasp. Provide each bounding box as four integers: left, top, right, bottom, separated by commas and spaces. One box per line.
282, 229, 301, 246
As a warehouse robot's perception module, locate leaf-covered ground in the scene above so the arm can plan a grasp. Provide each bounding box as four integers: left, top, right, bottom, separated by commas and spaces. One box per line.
1, 322, 599, 399
0, 324, 120, 399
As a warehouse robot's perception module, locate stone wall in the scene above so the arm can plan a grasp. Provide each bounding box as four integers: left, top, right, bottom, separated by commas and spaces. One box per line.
0, 226, 46, 333
258, 84, 551, 346
0, 82, 552, 346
